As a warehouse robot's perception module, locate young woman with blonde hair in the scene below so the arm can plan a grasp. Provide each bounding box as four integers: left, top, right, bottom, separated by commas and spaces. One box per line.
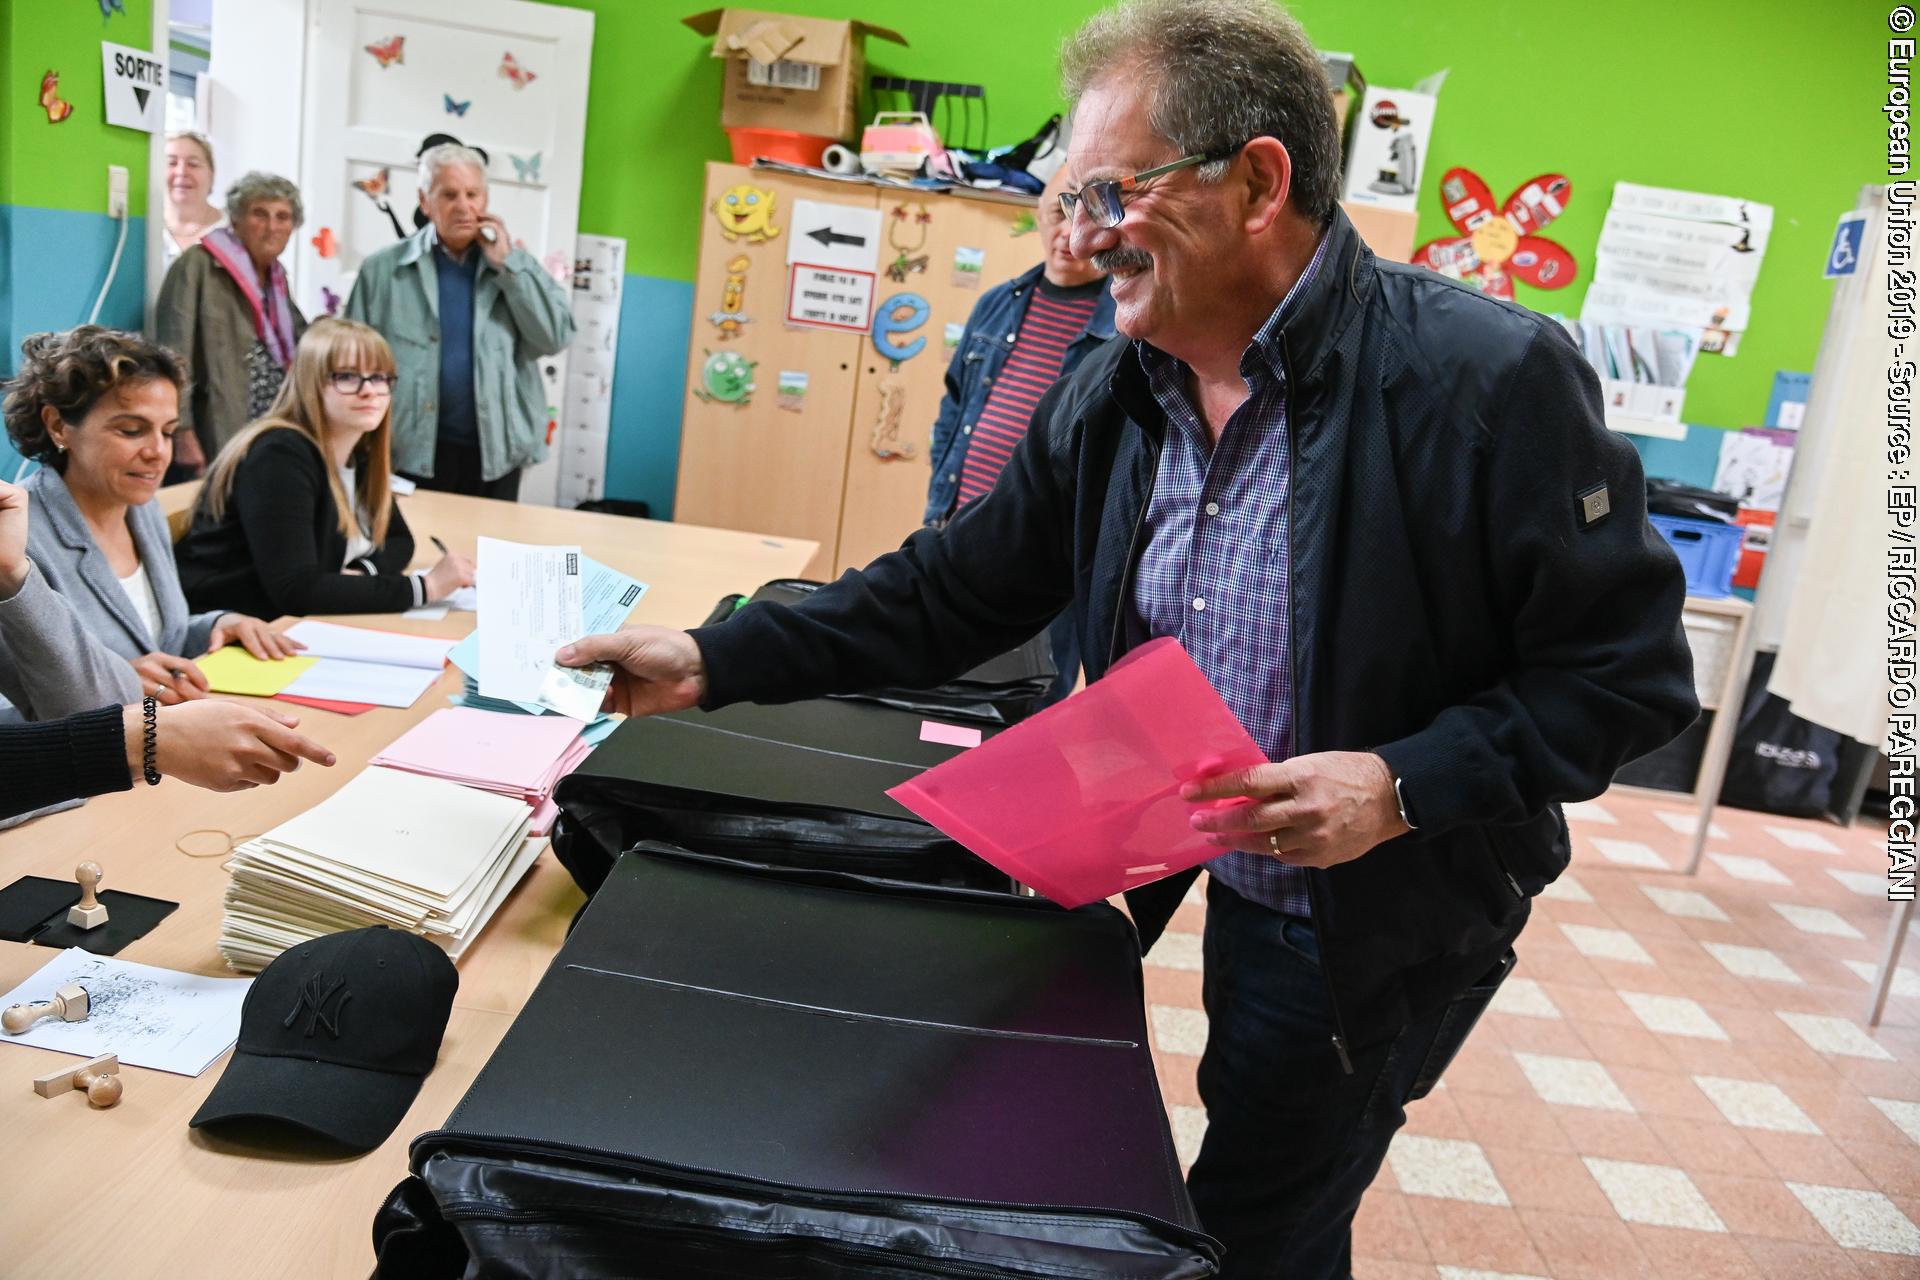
176, 318, 473, 616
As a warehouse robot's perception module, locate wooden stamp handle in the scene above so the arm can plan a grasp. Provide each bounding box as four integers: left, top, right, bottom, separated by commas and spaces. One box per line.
74, 861, 103, 909
1, 982, 89, 1034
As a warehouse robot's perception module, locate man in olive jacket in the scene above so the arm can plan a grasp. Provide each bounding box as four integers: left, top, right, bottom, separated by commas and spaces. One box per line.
345, 143, 574, 500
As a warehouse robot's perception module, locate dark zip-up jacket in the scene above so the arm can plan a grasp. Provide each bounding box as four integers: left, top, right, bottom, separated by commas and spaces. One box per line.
691, 209, 1699, 1051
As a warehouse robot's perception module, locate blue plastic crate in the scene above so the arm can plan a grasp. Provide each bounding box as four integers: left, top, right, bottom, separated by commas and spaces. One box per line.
1650, 514, 1742, 598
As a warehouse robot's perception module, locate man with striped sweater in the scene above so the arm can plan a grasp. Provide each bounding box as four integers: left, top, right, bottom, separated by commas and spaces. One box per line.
924, 166, 1113, 699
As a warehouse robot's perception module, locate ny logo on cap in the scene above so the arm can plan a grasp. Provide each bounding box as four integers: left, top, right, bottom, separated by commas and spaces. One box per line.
284, 973, 352, 1039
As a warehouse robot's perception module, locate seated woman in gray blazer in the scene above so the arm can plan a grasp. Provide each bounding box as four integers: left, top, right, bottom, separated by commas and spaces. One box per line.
0, 326, 299, 713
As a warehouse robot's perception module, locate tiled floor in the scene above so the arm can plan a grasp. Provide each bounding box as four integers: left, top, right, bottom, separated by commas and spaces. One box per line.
1143, 788, 1920, 1278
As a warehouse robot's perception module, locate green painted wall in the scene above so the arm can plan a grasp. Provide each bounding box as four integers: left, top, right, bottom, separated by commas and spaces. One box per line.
546, 0, 1881, 431
1, 0, 155, 212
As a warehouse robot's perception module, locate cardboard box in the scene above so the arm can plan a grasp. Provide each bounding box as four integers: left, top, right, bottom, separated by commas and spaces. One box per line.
684, 8, 908, 141
1340, 201, 1417, 264
1318, 51, 1365, 151
1341, 85, 1438, 215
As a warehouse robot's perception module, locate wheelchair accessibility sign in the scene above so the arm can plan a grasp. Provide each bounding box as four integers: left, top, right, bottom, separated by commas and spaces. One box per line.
1825, 212, 1865, 279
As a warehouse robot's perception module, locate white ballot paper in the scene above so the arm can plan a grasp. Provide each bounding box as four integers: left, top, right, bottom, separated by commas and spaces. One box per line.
0, 949, 251, 1076
477, 537, 612, 720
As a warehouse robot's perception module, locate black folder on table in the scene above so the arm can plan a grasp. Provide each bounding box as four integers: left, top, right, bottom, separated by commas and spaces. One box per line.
386, 847, 1221, 1279
707, 579, 1058, 725
550, 701, 1011, 897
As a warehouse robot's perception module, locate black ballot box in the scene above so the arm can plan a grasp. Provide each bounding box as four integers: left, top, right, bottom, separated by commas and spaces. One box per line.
550, 700, 1013, 897
381, 847, 1221, 1280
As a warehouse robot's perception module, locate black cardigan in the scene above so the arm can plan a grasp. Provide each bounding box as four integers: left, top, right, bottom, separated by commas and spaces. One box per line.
1, 705, 129, 821
176, 429, 419, 617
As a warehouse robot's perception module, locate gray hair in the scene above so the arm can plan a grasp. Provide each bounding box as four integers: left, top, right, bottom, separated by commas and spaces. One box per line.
418, 143, 489, 195
1060, 0, 1342, 224
225, 170, 303, 226
167, 131, 214, 172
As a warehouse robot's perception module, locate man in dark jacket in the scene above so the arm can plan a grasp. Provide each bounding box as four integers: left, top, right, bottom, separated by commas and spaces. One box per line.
926, 164, 1114, 701
560, 0, 1697, 1274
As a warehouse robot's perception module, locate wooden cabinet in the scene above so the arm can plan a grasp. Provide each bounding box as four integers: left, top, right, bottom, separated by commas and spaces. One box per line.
675, 163, 1042, 579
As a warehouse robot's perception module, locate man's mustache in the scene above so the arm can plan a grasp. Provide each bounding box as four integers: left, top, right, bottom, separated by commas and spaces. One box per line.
1092, 246, 1153, 274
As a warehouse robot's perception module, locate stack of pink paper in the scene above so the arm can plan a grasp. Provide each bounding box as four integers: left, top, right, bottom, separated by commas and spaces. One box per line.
888, 637, 1268, 908
371, 707, 594, 836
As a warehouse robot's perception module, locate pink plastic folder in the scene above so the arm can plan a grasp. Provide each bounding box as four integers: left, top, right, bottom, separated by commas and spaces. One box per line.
888, 637, 1268, 908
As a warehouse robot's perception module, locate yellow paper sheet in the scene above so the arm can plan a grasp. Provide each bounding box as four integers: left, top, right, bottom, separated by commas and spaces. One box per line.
197, 647, 318, 697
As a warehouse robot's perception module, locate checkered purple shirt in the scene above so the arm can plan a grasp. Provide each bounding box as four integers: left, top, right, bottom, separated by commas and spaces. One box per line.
1131, 233, 1329, 917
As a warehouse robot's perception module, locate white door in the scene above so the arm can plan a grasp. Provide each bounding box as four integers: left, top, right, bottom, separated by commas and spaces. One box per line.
299, 0, 593, 505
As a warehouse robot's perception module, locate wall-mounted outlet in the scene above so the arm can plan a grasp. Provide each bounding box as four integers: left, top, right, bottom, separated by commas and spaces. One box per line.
107, 165, 129, 218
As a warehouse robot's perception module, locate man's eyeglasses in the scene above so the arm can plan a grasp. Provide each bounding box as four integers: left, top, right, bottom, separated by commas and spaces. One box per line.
328, 371, 396, 394
1058, 146, 1242, 229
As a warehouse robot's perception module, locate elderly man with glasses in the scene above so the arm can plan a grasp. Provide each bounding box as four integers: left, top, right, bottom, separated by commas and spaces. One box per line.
563, 1, 1697, 1274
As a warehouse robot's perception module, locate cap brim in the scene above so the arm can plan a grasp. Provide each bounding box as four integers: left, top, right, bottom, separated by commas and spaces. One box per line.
190, 1051, 424, 1153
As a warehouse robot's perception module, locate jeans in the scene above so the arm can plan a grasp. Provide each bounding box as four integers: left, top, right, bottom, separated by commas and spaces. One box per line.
403, 439, 522, 501
1189, 877, 1508, 1280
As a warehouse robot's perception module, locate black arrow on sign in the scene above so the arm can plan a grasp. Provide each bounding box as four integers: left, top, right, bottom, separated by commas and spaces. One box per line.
807, 226, 866, 248
132, 86, 151, 113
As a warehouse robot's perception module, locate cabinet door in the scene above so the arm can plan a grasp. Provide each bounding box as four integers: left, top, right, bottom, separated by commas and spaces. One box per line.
674, 163, 866, 579
836, 197, 1045, 575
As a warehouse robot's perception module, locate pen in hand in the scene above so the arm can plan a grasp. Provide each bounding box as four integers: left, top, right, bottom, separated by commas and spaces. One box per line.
431, 536, 450, 556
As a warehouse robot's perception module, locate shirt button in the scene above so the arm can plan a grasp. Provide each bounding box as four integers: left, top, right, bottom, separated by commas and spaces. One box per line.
948, 474, 957, 482
963, 425, 972, 434
1204, 501, 1220, 516
1192, 597, 1206, 612
1006, 333, 1016, 343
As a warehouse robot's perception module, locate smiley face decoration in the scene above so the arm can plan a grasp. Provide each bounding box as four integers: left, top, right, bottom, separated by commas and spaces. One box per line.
694, 349, 757, 406
712, 185, 781, 243
1412, 168, 1577, 301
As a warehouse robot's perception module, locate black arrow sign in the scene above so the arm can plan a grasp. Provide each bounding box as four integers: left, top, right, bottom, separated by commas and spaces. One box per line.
131, 86, 150, 113
807, 226, 866, 248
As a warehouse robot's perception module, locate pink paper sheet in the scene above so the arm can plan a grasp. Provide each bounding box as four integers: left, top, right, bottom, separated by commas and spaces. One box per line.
888, 637, 1267, 908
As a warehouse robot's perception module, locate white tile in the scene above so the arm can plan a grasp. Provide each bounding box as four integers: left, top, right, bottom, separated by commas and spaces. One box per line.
1642, 884, 1730, 922
1168, 1103, 1206, 1169
1655, 810, 1728, 839
1540, 873, 1594, 903
1830, 868, 1892, 897
1787, 1182, 1920, 1255
1592, 838, 1669, 870
1766, 824, 1843, 854
1621, 991, 1729, 1040
1562, 799, 1617, 825
1583, 1158, 1727, 1231
1693, 1075, 1823, 1134
1182, 877, 1206, 908
1491, 976, 1562, 1020
1844, 959, 1920, 999
1514, 1052, 1635, 1112
1777, 1011, 1896, 1060
1770, 902, 1864, 939
1147, 930, 1204, 972
1559, 923, 1654, 964
1709, 853, 1792, 885
1436, 1271, 1552, 1280
1386, 1134, 1510, 1206
1702, 942, 1804, 984
1149, 1005, 1209, 1056
1870, 1096, 1920, 1146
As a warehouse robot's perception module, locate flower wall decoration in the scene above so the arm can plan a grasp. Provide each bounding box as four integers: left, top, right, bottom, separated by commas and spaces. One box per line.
1412, 168, 1577, 301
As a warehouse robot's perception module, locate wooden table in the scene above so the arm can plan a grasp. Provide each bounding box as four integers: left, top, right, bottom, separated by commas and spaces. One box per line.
0, 490, 816, 1279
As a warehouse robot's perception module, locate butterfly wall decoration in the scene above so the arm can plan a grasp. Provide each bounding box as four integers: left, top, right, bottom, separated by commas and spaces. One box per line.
443, 94, 470, 117
499, 51, 536, 89
98, 0, 125, 17
364, 35, 404, 69
311, 227, 339, 259
321, 287, 342, 316
39, 71, 73, 123
510, 152, 542, 184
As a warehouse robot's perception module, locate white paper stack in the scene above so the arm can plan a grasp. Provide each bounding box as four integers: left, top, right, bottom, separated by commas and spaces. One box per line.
278, 619, 460, 709
370, 707, 594, 835
219, 766, 538, 973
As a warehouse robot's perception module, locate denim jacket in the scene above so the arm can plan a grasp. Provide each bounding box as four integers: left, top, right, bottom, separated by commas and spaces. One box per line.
925, 265, 1115, 523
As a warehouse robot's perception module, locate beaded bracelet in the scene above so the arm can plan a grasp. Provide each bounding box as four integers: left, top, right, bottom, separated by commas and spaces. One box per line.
141, 695, 161, 786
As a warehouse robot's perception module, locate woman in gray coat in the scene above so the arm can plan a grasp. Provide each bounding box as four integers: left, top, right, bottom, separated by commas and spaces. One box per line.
0, 327, 300, 715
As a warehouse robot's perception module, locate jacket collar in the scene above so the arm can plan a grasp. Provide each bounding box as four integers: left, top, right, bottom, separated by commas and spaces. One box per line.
395, 223, 437, 267
1007, 262, 1119, 343
1110, 207, 1373, 434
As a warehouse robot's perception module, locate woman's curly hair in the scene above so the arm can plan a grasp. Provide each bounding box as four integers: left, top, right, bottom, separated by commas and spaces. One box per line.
2, 327, 186, 471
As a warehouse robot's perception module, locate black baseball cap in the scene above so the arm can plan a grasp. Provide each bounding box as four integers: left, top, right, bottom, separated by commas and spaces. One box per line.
191, 927, 459, 1152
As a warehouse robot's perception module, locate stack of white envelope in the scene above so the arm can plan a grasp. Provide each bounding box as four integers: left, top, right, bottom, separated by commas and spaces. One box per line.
219, 765, 538, 973
370, 707, 594, 835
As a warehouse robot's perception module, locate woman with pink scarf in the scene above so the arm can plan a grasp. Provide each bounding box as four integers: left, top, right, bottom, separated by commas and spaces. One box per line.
155, 171, 308, 475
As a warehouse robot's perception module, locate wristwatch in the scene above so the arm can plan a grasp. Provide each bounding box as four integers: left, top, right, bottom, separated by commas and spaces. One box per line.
1393, 774, 1418, 831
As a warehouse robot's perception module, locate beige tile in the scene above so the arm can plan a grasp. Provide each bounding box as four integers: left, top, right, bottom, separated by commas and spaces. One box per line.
1562, 800, 1617, 825
1655, 810, 1729, 839
1694, 1075, 1823, 1134
1167, 1103, 1205, 1170
1560, 923, 1655, 965
1787, 1183, 1920, 1256
1491, 976, 1563, 1020
1710, 853, 1793, 886
1844, 959, 1920, 999
1869, 1096, 1920, 1147
1592, 838, 1670, 870
1622, 991, 1730, 1040
1703, 942, 1805, 985
1776, 1012, 1897, 1061
1514, 1052, 1635, 1112
1584, 1158, 1728, 1231
1643, 884, 1732, 922
1145, 928, 1204, 972
1148, 1003, 1209, 1056
1387, 1133, 1511, 1206
1765, 825, 1843, 854
1770, 903, 1865, 940
1541, 873, 1596, 903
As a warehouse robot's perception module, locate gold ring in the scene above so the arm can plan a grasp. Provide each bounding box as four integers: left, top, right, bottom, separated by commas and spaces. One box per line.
1268, 833, 1281, 852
